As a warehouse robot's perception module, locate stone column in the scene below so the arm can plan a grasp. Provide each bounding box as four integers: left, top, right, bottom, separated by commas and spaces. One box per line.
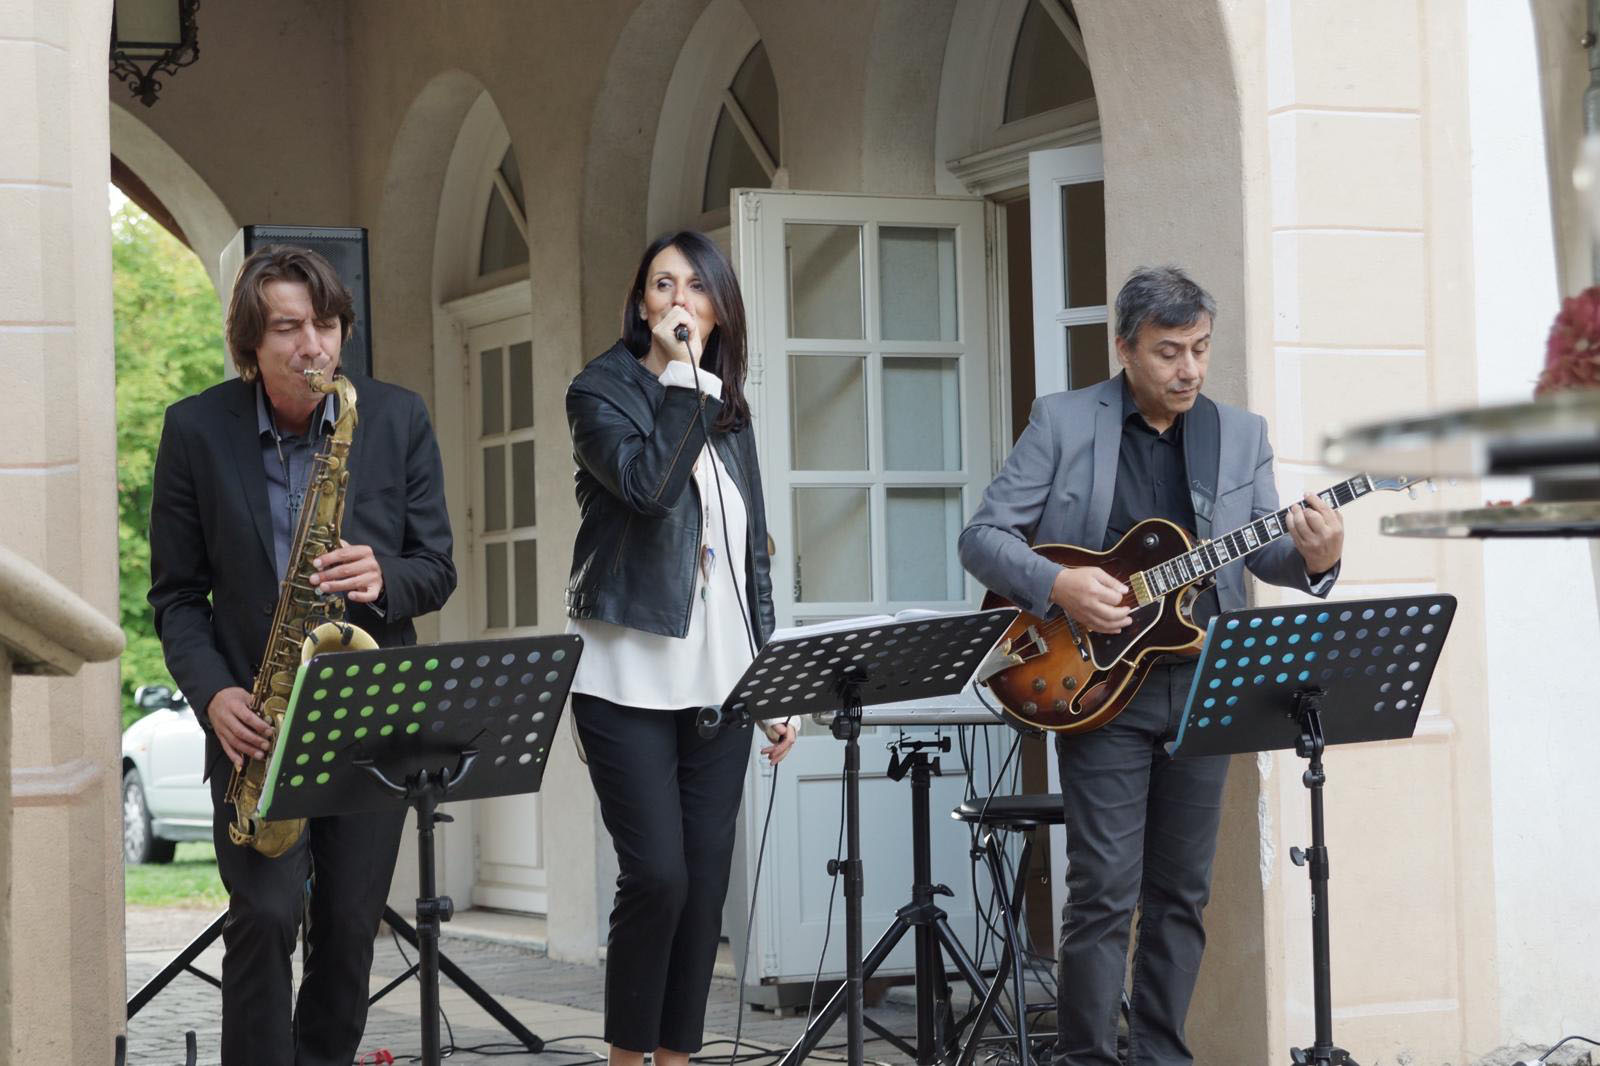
0, 0, 125, 1060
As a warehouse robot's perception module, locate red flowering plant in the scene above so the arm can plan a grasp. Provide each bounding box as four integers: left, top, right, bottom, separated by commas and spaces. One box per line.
1537, 285, 1600, 394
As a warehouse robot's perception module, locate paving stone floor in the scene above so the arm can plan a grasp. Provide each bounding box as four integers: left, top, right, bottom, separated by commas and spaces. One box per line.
122, 906, 1045, 1066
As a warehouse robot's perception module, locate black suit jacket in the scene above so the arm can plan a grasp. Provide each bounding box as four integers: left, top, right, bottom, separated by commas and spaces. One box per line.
148, 374, 457, 777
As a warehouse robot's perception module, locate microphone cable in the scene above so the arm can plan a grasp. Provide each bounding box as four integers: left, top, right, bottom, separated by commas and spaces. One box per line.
680, 328, 781, 1066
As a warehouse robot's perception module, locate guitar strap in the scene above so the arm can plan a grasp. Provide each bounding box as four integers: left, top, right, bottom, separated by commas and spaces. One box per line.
1183, 391, 1221, 541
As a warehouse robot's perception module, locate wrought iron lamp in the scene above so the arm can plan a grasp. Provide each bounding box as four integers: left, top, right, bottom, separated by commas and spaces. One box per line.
109, 0, 200, 107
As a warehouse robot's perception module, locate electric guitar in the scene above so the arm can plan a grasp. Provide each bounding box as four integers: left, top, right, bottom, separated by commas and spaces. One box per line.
975, 473, 1424, 734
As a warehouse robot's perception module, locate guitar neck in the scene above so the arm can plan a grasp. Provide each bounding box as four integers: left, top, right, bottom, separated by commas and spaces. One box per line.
1138, 473, 1373, 599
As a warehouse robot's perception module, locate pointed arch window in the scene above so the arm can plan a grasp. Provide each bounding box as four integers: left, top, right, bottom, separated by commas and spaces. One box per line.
702, 42, 781, 213
1004, 0, 1094, 124
479, 145, 529, 276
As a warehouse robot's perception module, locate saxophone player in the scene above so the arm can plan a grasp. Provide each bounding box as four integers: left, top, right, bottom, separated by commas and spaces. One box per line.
148, 246, 456, 1066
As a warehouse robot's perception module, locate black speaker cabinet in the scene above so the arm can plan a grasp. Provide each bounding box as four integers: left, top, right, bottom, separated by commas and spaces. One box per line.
221, 225, 373, 379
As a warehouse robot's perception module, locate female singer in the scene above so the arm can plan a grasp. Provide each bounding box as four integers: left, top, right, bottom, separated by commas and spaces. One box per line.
564, 230, 796, 1065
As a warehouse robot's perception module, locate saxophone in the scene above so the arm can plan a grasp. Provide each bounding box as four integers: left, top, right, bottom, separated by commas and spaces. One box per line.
226, 369, 378, 856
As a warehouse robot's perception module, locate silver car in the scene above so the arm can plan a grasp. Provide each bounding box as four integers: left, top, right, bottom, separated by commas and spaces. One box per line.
120, 685, 210, 864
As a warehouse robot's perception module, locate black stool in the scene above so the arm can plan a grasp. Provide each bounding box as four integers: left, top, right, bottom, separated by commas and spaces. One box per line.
951, 793, 1064, 1066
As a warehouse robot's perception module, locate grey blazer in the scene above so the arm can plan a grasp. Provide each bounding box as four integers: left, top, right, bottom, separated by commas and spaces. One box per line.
959, 376, 1337, 620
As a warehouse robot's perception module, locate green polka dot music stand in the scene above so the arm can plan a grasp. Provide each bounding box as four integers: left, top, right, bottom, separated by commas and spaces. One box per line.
258, 634, 582, 1066
1169, 594, 1456, 1066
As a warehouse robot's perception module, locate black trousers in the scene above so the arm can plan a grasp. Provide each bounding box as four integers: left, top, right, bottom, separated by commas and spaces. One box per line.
209, 767, 406, 1066
1053, 663, 1230, 1066
572, 693, 753, 1053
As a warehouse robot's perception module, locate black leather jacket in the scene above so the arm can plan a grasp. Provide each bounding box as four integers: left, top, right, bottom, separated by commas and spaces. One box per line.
565, 342, 775, 646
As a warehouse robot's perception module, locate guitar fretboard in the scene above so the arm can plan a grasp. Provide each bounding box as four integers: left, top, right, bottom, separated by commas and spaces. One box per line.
1140, 474, 1373, 599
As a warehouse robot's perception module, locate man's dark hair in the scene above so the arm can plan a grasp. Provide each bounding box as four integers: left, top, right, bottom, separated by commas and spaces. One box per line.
1114, 266, 1217, 346
621, 230, 751, 432
225, 246, 355, 381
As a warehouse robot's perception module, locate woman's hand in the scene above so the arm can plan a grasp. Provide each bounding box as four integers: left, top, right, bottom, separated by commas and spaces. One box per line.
650, 304, 703, 366
761, 721, 798, 764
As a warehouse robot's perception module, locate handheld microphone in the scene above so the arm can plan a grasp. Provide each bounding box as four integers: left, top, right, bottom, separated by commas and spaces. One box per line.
673, 324, 690, 343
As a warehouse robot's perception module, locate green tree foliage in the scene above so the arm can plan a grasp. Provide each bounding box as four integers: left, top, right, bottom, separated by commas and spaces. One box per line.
113, 198, 225, 730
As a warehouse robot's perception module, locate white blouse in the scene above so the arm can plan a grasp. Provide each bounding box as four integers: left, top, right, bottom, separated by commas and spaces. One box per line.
567, 362, 758, 711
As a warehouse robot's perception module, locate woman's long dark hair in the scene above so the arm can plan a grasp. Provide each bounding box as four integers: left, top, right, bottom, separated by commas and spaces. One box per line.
621, 230, 751, 432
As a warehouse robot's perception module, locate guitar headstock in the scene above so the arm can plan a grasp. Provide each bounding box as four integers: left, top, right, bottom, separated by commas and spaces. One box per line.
1367, 473, 1437, 499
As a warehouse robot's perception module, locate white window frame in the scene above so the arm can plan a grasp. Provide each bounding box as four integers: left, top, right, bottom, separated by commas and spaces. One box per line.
1029, 143, 1107, 395
937, 0, 1100, 198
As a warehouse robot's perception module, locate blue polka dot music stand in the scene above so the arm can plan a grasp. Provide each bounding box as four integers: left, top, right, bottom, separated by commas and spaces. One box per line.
257, 634, 582, 1066
1168, 594, 1456, 1066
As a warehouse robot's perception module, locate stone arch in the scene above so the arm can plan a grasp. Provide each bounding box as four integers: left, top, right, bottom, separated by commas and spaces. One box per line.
643, 0, 762, 237
579, 0, 707, 356
859, 0, 957, 194
1073, 2, 1255, 407
1529, 0, 1589, 292
932, 4, 1267, 1061
368, 69, 484, 402
108, 102, 239, 294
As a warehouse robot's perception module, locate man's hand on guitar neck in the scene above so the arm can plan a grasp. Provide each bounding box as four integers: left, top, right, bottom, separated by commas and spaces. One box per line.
1050, 566, 1133, 633
1286, 491, 1344, 577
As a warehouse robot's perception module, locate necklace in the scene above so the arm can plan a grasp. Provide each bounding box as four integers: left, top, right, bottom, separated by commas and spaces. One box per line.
696, 449, 716, 600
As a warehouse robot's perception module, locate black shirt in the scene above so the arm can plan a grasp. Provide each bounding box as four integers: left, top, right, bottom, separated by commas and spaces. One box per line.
1102, 374, 1220, 626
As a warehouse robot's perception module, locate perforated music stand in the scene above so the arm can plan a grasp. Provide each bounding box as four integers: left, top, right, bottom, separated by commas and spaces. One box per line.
704, 608, 1017, 1066
1168, 594, 1456, 1066
259, 634, 582, 1066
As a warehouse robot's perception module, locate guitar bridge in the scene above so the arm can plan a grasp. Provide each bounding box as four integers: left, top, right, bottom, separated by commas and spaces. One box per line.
975, 624, 1044, 685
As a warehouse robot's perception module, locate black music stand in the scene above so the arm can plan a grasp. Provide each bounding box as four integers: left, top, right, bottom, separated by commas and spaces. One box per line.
259, 635, 582, 1066
705, 608, 1017, 1066
1168, 594, 1456, 1066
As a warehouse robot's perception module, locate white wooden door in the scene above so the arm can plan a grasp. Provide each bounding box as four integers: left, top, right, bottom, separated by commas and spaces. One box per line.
731, 189, 1016, 982
1029, 143, 1109, 926
463, 314, 548, 914
1029, 143, 1109, 395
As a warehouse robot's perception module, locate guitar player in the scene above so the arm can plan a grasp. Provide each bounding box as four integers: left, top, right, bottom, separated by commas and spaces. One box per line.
958, 266, 1344, 1066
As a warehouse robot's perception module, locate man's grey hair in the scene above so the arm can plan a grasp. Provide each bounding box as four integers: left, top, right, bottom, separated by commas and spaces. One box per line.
1114, 266, 1217, 346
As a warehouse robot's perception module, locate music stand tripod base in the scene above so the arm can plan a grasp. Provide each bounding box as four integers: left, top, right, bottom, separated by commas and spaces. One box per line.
1168, 594, 1456, 1066
712, 608, 1018, 1066
260, 634, 582, 1066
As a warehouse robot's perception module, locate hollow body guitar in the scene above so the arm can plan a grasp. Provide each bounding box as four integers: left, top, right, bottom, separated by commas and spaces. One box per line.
977, 473, 1418, 734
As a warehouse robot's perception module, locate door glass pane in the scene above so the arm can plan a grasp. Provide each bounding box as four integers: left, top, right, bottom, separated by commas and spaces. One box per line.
883, 357, 961, 471
1061, 181, 1106, 307
485, 542, 508, 630
791, 355, 867, 470
480, 347, 503, 435
514, 539, 538, 628
794, 487, 870, 602
786, 224, 864, 339
886, 488, 964, 600
1066, 323, 1110, 389
509, 341, 534, 430
512, 440, 537, 527
879, 227, 958, 341
483, 445, 506, 532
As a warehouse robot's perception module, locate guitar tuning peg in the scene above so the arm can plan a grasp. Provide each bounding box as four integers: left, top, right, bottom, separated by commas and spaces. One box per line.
1407, 486, 1419, 500
1426, 481, 1439, 493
